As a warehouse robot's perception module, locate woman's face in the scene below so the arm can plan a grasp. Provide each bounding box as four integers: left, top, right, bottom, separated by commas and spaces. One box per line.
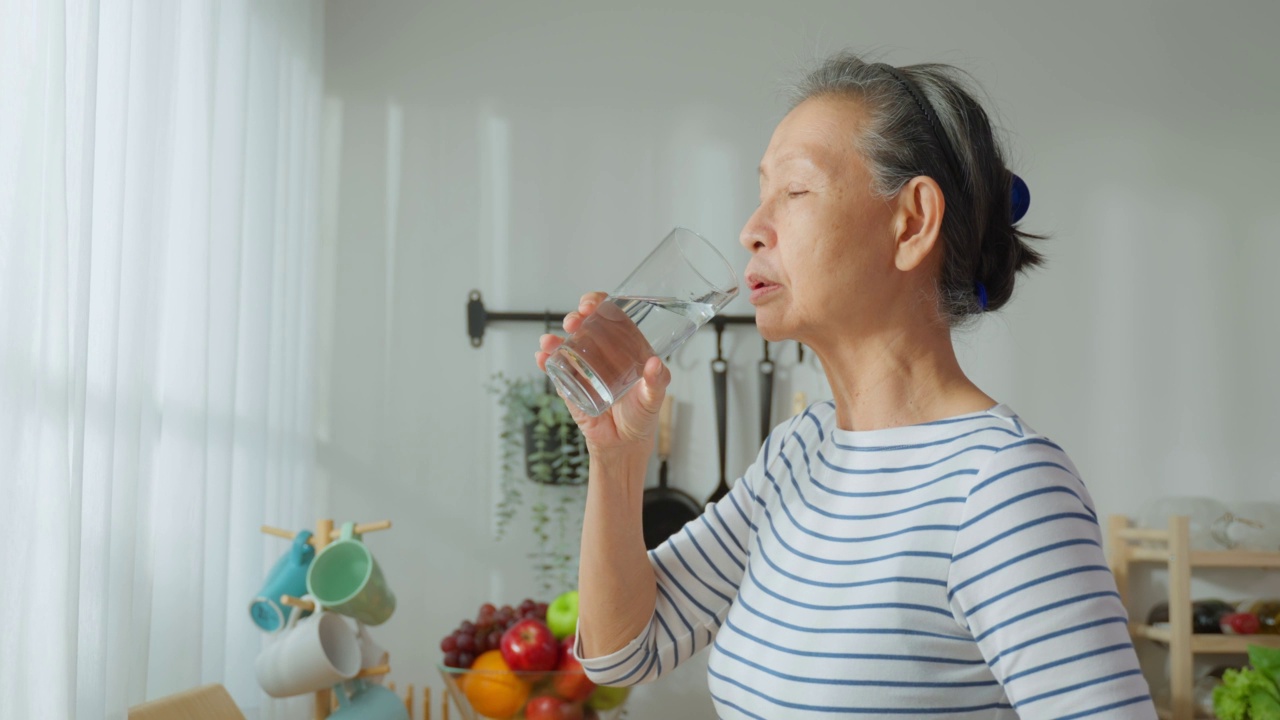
740, 95, 908, 344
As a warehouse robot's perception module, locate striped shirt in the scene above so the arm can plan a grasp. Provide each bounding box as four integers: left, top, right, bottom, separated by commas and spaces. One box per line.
576, 402, 1155, 719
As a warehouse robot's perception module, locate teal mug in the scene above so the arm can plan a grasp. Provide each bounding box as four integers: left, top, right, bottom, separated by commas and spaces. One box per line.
330, 680, 409, 720
250, 529, 315, 632
307, 522, 396, 625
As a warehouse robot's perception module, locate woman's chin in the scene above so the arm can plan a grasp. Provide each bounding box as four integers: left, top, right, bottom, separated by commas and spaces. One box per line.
752, 308, 792, 343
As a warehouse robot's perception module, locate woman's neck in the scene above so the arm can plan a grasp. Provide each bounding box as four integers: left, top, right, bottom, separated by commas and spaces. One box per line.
811, 320, 995, 433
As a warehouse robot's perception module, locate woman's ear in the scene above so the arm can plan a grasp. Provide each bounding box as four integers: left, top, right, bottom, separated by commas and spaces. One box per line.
893, 176, 944, 272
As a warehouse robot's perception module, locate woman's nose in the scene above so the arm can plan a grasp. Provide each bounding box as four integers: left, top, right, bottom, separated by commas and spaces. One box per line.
739, 205, 774, 253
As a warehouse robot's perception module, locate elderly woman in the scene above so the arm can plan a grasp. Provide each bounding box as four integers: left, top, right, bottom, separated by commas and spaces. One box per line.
536, 52, 1155, 719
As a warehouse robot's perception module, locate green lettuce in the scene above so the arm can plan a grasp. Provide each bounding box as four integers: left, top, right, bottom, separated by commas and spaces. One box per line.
1214, 645, 1280, 720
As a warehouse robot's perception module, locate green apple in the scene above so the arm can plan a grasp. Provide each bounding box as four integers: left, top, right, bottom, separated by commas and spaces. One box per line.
546, 590, 579, 639
587, 685, 630, 711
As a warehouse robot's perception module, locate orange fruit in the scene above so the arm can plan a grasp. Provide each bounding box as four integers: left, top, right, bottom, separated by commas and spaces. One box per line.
463, 650, 531, 719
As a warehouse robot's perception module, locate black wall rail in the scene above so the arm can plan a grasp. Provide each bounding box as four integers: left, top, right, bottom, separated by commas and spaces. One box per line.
466, 290, 806, 361
467, 289, 764, 347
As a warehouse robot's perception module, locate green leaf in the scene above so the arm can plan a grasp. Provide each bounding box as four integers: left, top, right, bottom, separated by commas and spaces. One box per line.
1216, 667, 1280, 720
1252, 690, 1280, 720
1217, 672, 1249, 720
1251, 644, 1280, 685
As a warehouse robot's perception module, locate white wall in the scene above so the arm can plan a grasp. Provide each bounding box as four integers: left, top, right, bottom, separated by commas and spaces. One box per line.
318, 1, 1280, 716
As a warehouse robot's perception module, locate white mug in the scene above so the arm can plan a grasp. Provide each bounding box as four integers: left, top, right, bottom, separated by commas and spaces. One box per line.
255, 596, 362, 697
355, 622, 390, 685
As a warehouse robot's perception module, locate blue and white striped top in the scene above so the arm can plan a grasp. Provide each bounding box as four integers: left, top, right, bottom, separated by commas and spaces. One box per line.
576, 402, 1155, 719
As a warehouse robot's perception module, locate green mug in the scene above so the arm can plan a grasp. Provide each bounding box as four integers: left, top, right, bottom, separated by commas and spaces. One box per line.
306, 522, 396, 625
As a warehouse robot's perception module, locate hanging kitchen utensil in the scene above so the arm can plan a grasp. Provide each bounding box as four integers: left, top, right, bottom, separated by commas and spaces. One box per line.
758, 339, 774, 445
642, 395, 701, 550
707, 321, 732, 504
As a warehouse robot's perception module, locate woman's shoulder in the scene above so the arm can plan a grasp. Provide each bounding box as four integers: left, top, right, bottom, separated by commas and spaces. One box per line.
979, 404, 1077, 466
962, 406, 1097, 514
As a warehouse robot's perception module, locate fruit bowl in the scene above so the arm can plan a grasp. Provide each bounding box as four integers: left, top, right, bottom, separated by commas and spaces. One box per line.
438, 663, 631, 720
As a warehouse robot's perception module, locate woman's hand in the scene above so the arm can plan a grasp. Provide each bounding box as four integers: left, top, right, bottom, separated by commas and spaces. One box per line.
535, 292, 671, 456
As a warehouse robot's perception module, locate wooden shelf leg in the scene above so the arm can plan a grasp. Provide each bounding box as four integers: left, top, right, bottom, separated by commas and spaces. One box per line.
314, 519, 335, 720
1168, 515, 1192, 720
1107, 515, 1132, 610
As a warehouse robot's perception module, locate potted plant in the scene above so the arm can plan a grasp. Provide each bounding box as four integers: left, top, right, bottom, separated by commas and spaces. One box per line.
489, 372, 589, 595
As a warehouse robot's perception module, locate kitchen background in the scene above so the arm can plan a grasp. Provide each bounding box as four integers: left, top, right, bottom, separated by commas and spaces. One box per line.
315, 1, 1279, 717
5, 0, 1279, 718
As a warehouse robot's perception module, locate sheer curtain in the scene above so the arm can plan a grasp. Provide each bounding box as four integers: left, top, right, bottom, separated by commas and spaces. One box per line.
0, 1, 324, 717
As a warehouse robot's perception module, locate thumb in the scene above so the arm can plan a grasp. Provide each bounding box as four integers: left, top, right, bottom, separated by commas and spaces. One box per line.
635, 355, 671, 414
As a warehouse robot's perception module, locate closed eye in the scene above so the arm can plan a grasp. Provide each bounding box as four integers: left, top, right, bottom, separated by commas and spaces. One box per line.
788, 190, 809, 198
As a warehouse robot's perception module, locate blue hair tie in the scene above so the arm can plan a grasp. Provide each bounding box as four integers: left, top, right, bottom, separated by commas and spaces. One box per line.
975, 282, 989, 310
1011, 173, 1030, 224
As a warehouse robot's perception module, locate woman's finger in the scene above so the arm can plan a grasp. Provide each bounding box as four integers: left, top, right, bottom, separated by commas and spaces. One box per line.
539, 333, 564, 352
634, 355, 671, 413
562, 292, 607, 335
578, 292, 607, 314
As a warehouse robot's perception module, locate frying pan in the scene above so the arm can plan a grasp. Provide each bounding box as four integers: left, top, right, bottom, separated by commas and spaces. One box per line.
707, 321, 732, 504
642, 395, 701, 550
759, 340, 775, 444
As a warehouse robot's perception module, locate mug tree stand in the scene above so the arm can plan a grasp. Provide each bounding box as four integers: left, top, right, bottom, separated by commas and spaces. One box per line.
260, 518, 404, 720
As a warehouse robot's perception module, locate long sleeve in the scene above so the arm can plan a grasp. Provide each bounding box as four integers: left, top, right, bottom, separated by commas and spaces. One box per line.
947, 437, 1157, 719
575, 422, 789, 686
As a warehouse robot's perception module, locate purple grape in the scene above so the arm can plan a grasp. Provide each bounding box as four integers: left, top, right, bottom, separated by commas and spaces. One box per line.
443, 650, 460, 667
457, 651, 475, 669
440, 636, 458, 652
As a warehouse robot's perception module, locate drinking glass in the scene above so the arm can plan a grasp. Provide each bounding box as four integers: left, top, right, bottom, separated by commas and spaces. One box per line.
545, 227, 739, 417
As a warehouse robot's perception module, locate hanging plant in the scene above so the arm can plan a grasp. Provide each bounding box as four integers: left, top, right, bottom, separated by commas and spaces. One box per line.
488, 372, 589, 595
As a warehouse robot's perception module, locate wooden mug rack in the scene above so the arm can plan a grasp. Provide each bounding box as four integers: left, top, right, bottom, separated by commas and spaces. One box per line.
260, 518, 396, 720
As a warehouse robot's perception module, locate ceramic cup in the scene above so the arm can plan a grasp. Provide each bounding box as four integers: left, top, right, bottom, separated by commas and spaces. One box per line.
355, 622, 390, 685
250, 530, 316, 633
255, 596, 362, 697
307, 522, 396, 625
330, 680, 409, 720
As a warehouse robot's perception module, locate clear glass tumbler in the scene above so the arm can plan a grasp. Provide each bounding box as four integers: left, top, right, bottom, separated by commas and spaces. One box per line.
545, 227, 739, 417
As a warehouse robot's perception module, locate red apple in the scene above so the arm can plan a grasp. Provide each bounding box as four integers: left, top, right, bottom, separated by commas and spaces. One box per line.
554, 635, 596, 702
500, 618, 559, 672
557, 634, 576, 667
526, 695, 585, 720
1221, 612, 1260, 634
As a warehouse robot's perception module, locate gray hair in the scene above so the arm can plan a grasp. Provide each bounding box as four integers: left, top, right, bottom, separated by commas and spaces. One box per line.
790, 52, 1046, 324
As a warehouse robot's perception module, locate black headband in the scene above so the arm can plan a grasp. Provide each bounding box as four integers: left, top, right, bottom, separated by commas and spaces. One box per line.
871, 62, 965, 186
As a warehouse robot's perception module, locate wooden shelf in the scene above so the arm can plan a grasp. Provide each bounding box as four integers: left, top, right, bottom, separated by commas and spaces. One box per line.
1130, 624, 1280, 653
1127, 547, 1280, 568
1109, 515, 1280, 720
1154, 704, 1212, 720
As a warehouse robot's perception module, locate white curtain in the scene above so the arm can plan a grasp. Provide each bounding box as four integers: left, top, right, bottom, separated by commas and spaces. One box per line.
0, 0, 324, 718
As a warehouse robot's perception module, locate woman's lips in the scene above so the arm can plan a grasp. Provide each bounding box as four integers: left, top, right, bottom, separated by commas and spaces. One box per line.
750, 282, 782, 304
